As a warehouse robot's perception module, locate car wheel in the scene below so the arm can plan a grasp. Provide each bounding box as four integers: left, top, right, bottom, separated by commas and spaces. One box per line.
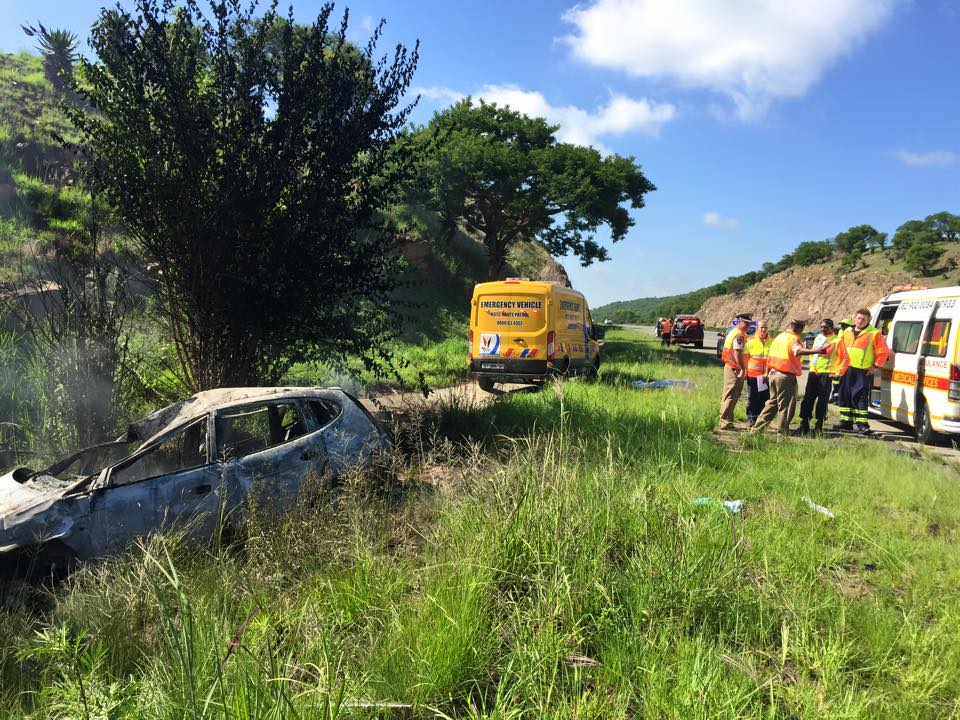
916, 397, 935, 445
478, 377, 496, 393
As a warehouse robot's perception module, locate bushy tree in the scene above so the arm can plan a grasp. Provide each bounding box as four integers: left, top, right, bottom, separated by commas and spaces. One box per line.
834, 224, 885, 256
904, 242, 943, 276
925, 211, 960, 243
792, 240, 834, 266
417, 99, 656, 279
68, 0, 421, 389
891, 219, 936, 258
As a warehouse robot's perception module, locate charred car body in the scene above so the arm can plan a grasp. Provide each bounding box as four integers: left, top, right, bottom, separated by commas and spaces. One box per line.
0, 387, 389, 579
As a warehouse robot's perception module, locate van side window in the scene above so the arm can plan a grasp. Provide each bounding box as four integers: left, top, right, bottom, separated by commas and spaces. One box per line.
921, 319, 951, 358
891, 321, 923, 354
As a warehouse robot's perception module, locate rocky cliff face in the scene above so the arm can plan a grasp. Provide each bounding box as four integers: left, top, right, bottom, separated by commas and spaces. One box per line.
697, 260, 942, 329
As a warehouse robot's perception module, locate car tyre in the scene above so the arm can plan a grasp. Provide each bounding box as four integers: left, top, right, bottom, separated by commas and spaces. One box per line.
916, 397, 935, 445
478, 377, 496, 393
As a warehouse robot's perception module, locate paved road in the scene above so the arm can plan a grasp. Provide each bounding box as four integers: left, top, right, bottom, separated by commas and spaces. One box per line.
622, 324, 960, 458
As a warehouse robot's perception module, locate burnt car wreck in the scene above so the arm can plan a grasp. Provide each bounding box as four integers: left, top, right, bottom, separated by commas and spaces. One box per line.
0, 387, 389, 580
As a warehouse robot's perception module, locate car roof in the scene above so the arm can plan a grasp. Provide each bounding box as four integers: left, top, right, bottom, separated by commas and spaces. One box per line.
130, 387, 350, 446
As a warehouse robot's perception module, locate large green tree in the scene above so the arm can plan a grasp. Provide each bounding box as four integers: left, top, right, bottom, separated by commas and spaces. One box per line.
834, 224, 886, 255
417, 99, 655, 279
68, 0, 420, 390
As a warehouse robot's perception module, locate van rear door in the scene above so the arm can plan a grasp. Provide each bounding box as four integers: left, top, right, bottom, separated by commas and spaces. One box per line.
880, 301, 935, 425
474, 290, 547, 363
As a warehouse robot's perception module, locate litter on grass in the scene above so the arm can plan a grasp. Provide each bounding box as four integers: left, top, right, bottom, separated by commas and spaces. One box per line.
694, 497, 743, 514
632, 379, 698, 390
801, 496, 835, 520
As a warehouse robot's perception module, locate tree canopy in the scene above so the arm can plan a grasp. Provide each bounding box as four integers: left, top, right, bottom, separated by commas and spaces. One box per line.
416, 99, 656, 279
69, 0, 421, 390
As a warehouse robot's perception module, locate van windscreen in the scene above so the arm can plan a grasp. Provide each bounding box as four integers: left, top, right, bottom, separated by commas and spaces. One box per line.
476, 294, 547, 332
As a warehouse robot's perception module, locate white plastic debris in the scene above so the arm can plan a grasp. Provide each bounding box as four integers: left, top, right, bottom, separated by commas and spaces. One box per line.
693, 497, 743, 514
801, 496, 835, 520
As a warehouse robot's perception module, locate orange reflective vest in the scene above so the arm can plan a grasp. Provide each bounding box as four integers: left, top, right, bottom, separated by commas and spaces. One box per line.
661, 320, 672, 335
721, 328, 748, 369
836, 325, 889, 372
744, 335, 772, 377
767, 330, 803, 376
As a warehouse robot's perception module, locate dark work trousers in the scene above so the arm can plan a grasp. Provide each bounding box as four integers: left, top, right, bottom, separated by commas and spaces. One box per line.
838, 367, 872, 426
799, 372, 832, 422
745, 377, 769, 424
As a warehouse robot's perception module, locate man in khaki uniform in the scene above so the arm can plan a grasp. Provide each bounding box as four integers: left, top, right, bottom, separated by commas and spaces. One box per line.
751, 317, 820, 435
718, 314, 751, 430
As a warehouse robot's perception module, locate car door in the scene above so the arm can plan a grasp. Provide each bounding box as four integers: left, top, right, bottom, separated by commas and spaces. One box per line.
83, 415, 221, 555
217, 399, 327, 521
881, 302, 935, 424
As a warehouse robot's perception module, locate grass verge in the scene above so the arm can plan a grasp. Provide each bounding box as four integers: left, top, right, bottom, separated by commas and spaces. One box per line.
2, 329, 959, 718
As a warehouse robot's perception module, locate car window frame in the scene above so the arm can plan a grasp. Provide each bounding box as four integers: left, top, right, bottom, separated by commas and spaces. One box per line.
101, 414, 213, 489
214, 398, 313, 462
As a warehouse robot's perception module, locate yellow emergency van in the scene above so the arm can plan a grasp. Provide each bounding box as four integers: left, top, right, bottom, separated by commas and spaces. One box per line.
868, 285, 960, 443
469, 279, 604, 391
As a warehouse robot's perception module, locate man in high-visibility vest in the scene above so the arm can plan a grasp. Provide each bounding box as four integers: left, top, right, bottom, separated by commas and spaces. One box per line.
660, 317, 673, 346
751, 317, 822, 435
834, 307, 890, 434
796, 318, 837, 435
830, 318, 852, 402
744, 319, 772, 427
718, 313, 751, 430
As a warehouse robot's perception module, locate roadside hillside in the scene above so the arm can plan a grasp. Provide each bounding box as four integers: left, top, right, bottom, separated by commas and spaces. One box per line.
697, 245, 960, 327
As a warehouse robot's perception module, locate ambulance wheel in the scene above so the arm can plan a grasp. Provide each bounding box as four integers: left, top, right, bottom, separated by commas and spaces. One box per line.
587, 359, 600, 380
915, 398, 935, 445
478, 377, 496, 393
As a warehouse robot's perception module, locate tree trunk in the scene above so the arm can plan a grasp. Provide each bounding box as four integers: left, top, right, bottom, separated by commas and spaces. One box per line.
485, 231, 506, 280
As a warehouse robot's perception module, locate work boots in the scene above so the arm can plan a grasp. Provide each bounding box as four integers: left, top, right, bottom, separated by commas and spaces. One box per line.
813, 420, 824, 435
832, 420, 854, 432
794, 419, 811, 436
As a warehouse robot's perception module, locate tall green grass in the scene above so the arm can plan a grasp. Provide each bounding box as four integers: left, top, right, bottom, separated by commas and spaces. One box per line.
2, 330, 959, 718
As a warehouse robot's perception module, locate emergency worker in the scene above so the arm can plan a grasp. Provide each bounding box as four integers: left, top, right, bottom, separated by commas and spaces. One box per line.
797, 318, 837, 435
751, 317, 821, 435
718, 314, 751, 430
830, 318, 852, 402
744, 320, 772, 426
660, 316, 672, 346
834, 308, 889, 434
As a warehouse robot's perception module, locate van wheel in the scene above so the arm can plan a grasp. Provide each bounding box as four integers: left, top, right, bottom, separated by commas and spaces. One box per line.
478, 377, 496, 393
916, 398, 935, 445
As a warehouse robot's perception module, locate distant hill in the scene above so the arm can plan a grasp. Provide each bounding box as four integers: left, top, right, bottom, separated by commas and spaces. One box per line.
697, 245, 960, 330
592, 295, 681, 323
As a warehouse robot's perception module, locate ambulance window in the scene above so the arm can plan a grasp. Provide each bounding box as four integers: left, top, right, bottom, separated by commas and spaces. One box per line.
891, 321, 922, 354
876, 305, 897, 336
921, 319, 951, 358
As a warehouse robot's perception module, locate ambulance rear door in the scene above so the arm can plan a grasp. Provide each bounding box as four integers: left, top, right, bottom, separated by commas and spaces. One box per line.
880, 300, 936, 425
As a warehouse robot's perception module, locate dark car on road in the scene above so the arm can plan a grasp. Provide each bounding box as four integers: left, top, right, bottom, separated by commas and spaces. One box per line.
715, 318, 757, 359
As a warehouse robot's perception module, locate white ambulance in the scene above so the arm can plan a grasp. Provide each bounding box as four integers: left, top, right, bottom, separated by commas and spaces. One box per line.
869, 286, 960, 443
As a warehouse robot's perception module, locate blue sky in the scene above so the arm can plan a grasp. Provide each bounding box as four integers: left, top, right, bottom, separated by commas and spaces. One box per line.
3, 0, 959, 306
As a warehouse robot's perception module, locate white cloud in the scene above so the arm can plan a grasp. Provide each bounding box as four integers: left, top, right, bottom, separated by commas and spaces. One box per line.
414, 85, 466, 104
896, 149, 958, 167
416, 83, 675, 149
562, 0, 899, 120
704, 211, 738, 229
